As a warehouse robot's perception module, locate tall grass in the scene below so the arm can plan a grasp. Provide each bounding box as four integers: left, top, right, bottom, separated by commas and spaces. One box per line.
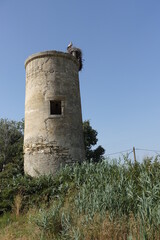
32, 157, 160, 239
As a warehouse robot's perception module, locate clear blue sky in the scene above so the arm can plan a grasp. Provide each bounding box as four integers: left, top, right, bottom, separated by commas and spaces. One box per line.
0, 0, 160, 160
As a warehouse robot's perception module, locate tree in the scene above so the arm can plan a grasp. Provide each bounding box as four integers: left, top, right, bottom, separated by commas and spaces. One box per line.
83, 120, 105, 163
0, 118, 104, 175
0, 119, 24, 173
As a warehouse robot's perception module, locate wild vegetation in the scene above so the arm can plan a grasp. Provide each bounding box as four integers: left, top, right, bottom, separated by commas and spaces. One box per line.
0, 119, 160, 239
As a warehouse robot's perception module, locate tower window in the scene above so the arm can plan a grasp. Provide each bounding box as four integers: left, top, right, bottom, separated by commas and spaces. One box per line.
50, 101, 61, 115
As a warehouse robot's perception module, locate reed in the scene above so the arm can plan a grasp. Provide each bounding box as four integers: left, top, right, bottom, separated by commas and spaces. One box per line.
33, 157, 160, 239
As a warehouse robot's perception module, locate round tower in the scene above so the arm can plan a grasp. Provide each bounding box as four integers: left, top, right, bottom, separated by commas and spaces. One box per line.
24, 50, 85, 177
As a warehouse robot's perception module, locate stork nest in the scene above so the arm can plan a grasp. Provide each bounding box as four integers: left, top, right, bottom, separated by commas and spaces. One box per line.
67, 47, 83, 71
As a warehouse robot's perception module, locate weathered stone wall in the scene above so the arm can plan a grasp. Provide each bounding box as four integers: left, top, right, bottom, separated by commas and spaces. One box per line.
24, 51, 85, 176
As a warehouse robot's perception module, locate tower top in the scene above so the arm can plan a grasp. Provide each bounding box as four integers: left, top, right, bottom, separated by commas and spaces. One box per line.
25, 50, 79, 69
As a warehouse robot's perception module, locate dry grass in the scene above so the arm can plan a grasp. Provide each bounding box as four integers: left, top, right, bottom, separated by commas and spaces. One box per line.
0, 210, 41, 240
1, 209, 160, 240
72, 214, 129, 240
67, 213, 160, 240
13, 194, 23, 217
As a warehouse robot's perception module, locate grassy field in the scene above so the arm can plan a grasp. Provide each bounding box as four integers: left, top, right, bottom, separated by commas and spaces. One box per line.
0, 157, 160, 239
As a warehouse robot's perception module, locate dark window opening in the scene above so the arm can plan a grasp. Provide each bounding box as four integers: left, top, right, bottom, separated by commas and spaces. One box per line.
50, 101, 61, 115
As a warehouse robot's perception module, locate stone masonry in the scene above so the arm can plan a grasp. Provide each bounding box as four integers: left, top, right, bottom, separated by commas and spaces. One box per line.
24, 51, 85, 177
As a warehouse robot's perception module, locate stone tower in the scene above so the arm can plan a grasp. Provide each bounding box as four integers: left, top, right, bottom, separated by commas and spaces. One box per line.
24, 50, 85, 177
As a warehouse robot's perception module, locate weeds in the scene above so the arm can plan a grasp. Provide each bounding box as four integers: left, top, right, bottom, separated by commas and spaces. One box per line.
1, 156, 160, 239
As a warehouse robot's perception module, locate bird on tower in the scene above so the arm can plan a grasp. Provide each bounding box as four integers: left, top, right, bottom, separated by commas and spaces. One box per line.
67, 42, 83, 71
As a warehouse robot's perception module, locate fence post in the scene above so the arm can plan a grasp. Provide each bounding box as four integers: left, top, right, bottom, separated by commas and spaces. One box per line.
133, 147, 136, 163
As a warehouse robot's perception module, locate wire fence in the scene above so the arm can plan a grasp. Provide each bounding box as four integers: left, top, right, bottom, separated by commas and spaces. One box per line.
105, 147, 160, 162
